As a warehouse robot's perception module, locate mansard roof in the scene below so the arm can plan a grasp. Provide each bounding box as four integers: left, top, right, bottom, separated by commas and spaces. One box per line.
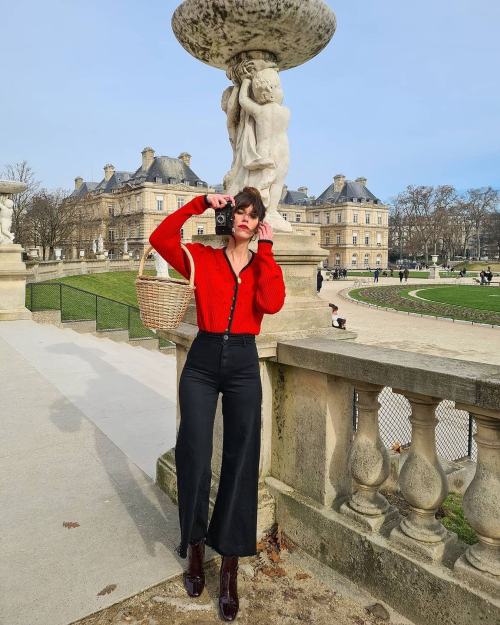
315, 180, 381, 205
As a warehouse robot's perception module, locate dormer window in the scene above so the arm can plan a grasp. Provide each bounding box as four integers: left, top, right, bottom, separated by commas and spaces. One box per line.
169, 177, 176, 184
155, 176, 163, 184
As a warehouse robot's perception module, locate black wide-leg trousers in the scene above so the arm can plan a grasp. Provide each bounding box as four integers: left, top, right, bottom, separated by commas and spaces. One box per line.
174, 331, 262, 559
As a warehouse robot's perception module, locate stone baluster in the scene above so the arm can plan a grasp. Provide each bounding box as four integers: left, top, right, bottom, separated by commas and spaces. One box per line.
454, 405, 500, 582
341, 382, 398, 531
390, 391, 455, 560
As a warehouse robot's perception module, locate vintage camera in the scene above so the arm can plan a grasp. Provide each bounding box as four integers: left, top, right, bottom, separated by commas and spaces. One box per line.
214, 200, 235, 235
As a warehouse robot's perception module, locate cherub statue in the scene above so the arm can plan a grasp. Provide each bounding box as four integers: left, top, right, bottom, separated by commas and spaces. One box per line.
0, 195, 15, 244
223, 56, 292, 232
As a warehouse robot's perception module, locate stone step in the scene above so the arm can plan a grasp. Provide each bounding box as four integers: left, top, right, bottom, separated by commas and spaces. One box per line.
31, 309, 62, 326
129, 337, 160, 350
61, 319, 97, 333
94, 329, 130, 342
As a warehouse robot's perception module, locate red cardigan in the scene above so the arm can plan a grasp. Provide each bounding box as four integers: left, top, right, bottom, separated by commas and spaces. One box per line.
149, 195, 286, 335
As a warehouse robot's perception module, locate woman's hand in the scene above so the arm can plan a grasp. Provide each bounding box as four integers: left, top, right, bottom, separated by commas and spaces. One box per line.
257, 221, 273, 241
205, 194, 235, 209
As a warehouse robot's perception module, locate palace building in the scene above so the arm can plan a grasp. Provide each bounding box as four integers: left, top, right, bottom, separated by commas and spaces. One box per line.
66, 149, 388, 269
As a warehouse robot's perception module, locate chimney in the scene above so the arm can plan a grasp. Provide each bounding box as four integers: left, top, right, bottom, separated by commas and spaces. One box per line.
297, 186, 308, 196
280, 184, 288, 201
333, 174, 346, 193
74, 176, 83, 190
104, 164, 115, 181
178, 152, 192, 167
141, 146, 155, 170
356, 176, 367, 187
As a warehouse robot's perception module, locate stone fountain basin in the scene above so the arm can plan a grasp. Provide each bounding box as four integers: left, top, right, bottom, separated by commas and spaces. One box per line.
0, 180, 27, 194
172, 0, 336, 71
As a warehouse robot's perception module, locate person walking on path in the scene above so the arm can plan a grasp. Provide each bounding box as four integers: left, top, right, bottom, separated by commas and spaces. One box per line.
149, 188, 285, 622
373, 268, 380, 283
399, 269, 404, 283
403, 267, 409, 283
317, 269, 324, 293
486, 266, 493, 285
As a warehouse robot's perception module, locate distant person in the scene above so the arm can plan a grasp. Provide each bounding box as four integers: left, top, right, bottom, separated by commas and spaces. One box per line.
373, 268, 380, 283
486, 266, 493, 285
403, 267, 409, 283
390, 268, 394, 277
343, 268, 348, 279
398, 269, 404, 283
317, 269, 324, 293
480, 270, 487, 285
329, 303, 346, 329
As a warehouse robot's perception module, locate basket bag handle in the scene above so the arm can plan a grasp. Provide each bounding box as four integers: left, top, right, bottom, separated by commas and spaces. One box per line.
138, 244, 195, 287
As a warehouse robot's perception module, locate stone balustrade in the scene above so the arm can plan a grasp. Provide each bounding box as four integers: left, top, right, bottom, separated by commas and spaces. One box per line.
270, 338, 500, 625
26, 258, 154, 283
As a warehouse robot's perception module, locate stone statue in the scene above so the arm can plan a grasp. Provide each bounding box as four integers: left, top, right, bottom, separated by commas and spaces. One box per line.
91, 239, 97, 254
97, 234, 104, 253
154, 251, 170, 278
123, 238, 128, 254
0, 195, 15, 244
223, 56, 292, 232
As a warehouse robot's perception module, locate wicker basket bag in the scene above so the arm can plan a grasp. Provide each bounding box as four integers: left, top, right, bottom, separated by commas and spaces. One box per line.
136, 244, 195, 330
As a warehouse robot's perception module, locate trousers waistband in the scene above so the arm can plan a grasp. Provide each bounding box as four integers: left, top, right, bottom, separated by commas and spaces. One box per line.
196, 330, 256, 344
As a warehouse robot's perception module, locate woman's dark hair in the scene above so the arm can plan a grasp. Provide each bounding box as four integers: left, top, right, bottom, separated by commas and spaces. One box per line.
234, 187, 266, 222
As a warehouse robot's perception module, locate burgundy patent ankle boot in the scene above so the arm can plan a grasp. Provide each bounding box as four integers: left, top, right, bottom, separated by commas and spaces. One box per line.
183, 539, 205, 597
218, 555, 239, 621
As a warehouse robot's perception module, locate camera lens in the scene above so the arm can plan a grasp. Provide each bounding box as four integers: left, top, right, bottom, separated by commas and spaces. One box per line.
216, 213, 225, 225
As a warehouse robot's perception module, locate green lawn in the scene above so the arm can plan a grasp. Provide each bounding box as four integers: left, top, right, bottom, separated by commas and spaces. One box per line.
414, 285, 500, 312
349, 284, 500, 325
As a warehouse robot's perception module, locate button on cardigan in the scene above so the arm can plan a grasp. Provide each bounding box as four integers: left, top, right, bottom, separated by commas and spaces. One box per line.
148, 195, 286, 335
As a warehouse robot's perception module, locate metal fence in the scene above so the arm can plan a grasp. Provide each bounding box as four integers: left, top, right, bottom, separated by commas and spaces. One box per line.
353, 387, 477, 462
26, 282, 170, 344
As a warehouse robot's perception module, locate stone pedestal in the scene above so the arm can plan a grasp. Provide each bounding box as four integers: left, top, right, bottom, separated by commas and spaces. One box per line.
0, 244, 32, 321
429, 266, 440, 280
156, 233, 356, 542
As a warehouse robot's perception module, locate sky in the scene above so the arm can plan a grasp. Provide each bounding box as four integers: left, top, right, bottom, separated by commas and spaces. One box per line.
1, 0, 499, 203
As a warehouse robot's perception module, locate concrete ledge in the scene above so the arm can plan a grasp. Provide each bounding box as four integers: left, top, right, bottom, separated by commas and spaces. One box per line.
129, 337, 160, 350
95, 329, 130, 342
61, 319, 97, 333
276, 338, 500, 411
265, 475, 500, 625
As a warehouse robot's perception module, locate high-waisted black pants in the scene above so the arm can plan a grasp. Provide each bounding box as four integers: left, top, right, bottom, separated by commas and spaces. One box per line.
174, 330, 262, 559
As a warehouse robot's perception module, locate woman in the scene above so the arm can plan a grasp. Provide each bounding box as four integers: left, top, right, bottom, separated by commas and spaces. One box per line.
149, 187, 285, 622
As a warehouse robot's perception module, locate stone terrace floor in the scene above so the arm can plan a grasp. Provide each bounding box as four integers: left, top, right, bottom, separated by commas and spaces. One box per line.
0, 320, 414, 625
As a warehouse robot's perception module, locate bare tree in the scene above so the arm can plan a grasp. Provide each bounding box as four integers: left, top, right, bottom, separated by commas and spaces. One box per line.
1, 160, 40, 245
461, 187, 499, 259
24, 189, 73, 260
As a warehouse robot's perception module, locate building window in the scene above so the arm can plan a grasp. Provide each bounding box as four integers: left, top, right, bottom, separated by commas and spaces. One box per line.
197, 225, 204, 235
155, 176, 163, 184
335, 254, 341, 266
336, 212, 342, 223
127, 199, 131, 212
314, 213, 319, 224
377, 232, 382, 246
351, 254, 357, 267
364, 253, 369, 266
108, 203, 114, 217
136, 225, 141, 238
336, 232, 341, 244
280, 212, 288, 220
352, 232, 358, 245
376, 254, 382, 266
177, 196, 185, 209
136, 196, 141, 211
326, 212, 330, 224
156, 196, 164, 211
365, 212, 371, 224
325, 233, 330, 245
109, 229, 115, 242
377, 213, 382, 225
365, 234, 370, 245
311, 231, 316, 236
295, 213, 301, 222
353, 213, 358, 224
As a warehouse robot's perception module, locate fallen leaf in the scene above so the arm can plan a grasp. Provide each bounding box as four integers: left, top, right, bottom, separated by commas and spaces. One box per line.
62, 521, 80, 529
97, 584, 117, 596
261, 565, 287, 577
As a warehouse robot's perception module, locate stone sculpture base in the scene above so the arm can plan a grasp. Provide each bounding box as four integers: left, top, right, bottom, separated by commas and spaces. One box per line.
0, 244, 32, 321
